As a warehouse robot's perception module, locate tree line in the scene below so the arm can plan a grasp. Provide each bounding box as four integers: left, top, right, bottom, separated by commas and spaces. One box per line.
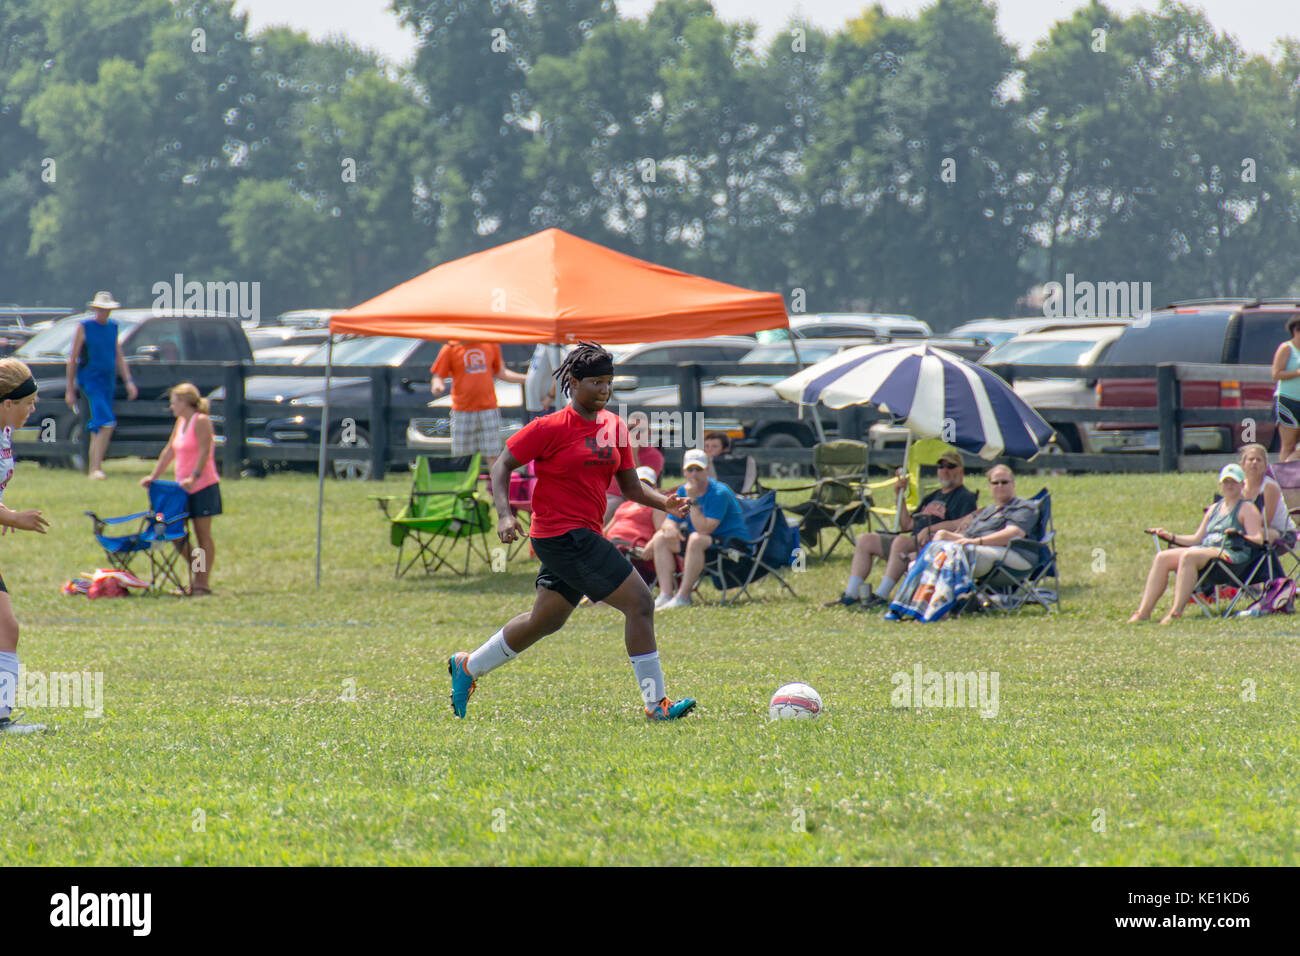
2, 0, 1298, 328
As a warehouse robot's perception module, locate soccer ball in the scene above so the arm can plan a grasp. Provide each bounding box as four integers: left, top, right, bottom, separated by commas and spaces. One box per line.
769, 682, 823, 720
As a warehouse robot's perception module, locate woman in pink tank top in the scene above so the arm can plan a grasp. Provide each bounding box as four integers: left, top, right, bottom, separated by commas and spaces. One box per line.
142, 383, 221, 595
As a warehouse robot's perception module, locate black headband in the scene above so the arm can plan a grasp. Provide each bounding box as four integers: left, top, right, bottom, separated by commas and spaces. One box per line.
0, 376, 36, 401
570, 354, 614, 380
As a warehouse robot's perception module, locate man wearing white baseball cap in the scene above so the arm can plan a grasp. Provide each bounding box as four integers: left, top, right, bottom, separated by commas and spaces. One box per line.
645, 448, 747, 610
65, 291, 137, 479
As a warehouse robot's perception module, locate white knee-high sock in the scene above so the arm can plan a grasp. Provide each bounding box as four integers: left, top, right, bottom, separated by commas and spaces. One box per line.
0, 651, 18, 719
467, 629, 516, 678
630, 651, 665, 706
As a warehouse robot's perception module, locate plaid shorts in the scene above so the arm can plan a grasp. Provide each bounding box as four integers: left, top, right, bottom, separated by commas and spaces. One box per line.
451, 407, 503, 456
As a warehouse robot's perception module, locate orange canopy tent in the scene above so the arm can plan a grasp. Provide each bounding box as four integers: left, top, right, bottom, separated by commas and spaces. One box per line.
315, 228, 791, 586
330, 228, 788, 342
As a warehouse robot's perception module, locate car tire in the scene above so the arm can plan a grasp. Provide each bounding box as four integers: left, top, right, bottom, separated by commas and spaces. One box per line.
55, 418, 86, 471
758, 428, 809, 479
329, 424, 372, 481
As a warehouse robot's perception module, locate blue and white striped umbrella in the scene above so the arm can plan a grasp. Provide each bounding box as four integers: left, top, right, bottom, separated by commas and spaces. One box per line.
774, 344, 1055, 460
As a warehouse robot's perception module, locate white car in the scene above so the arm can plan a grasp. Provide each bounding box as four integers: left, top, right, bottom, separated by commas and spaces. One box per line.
761, 313, 932, 342
948, 317, 1130, 350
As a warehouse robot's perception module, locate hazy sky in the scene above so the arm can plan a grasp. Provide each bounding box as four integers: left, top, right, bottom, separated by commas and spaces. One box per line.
234, 0, 1300, 64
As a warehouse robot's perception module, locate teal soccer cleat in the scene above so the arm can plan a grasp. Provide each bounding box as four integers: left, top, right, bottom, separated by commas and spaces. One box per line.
448, 652, 477, 718
645, 696, 697, 721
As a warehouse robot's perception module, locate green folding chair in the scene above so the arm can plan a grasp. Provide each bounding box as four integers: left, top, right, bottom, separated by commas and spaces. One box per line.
783, 439, 878, 561
373, 455, 495, 577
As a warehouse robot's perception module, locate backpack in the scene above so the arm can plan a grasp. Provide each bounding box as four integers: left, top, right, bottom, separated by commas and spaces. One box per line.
1244, 577, 1296, 616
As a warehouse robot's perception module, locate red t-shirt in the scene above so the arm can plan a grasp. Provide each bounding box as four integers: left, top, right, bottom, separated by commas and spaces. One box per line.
507, 406, 636, 537
605, 501, 657, 550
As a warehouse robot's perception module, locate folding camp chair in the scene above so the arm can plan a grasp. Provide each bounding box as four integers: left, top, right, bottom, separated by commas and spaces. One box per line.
85, 479, 192, 592
372, 455, 494, 577
783, 440, 879, 561
963, 488, 1059, 614
1262, 460, 1300, 577
505, 461, 537, 561
1147, 523, 1278, 618
702, 490, 801, 605
712, 454, 762, 496
864, 437, 961, 531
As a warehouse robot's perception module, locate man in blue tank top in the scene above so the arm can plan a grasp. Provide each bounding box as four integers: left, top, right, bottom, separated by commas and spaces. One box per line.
64, 291, 137, 480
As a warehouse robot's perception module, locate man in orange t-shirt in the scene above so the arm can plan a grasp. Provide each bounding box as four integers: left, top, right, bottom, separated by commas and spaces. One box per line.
431, 342, 526, 476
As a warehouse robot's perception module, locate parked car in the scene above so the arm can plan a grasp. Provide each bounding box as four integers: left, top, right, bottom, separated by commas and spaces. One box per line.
607, 337, 757, 392
406, 381, 526, 457
226, 337, 534, 479
760, 313, 933, 342
948, 317, 1130, 350
976, 325, 1126, 454
247, 326, 332, 352
1094, 299, 1300, 453
0, 307, 78, 355
252, 343, 324, 365
16, 310, 253, 468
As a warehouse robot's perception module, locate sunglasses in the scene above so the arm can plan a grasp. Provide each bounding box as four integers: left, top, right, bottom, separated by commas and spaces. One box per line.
937, 462, 960, 469
990, 479, 1012, 486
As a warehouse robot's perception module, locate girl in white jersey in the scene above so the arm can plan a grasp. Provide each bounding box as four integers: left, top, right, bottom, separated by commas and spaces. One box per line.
0, 358, 51, 734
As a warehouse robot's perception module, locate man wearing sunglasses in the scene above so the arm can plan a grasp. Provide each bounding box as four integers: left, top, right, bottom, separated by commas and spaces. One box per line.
828, 448, 977, 609
931, 464, 1037, 577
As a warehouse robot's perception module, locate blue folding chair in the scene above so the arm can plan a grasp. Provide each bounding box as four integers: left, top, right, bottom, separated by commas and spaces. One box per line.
703, 491, 801, 605
965, 488, 1059, 614
85, 480, 192, 592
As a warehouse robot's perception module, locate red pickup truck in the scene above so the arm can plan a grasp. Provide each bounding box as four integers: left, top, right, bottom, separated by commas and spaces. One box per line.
1094, 299, 1300, 453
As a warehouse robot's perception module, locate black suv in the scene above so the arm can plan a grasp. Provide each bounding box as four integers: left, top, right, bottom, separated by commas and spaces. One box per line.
17, 310, 253, 467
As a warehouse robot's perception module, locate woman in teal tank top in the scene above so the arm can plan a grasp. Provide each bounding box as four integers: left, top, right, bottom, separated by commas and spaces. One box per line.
1130, 464, 1264, 624
1271, 314, 1300, 461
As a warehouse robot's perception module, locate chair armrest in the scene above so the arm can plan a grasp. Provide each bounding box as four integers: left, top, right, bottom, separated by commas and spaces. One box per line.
86, 510, 149, 525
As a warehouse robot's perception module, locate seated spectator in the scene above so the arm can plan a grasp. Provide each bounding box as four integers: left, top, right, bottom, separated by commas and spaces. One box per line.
704, 430, 758, 494
827, 448, 977, 609
928, 464, 1038, 577
1130, 464, 1264, 624
1238, 443, 1295, 546
604, 438, 665, 522
646, 449, 746, 611
604, 466, 667, 558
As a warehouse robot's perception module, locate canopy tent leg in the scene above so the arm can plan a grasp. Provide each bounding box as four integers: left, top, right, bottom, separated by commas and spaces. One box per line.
315, 333, 335, 589
788, 335, 826, 443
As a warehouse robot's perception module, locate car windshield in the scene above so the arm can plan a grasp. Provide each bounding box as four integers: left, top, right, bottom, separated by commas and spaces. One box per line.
981, 339, 1098, 366
738, 344, 842, 366
299, 336, 419, 366
15, 313, 143, 359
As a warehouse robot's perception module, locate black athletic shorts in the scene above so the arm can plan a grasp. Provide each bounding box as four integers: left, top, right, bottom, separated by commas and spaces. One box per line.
188, 482, 223, 518
1276, 394, 1300, 429
531, 528, 635, 606
0, 573, 6, 593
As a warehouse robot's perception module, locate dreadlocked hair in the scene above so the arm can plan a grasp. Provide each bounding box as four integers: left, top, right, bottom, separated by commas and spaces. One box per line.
553, 341, 613, 398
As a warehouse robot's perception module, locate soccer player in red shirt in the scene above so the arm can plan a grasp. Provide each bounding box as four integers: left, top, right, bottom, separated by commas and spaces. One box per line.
448, 342, 698, 721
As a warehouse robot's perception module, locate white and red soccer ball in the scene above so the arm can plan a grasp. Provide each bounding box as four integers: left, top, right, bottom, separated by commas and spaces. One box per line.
768, 682, 823, 720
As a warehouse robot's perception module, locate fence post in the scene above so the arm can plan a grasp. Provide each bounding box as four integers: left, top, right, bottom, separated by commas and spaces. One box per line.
222, 362, 246, 480
675, 362, 702, 449
1156, 364, 1180, 472
369, 365, 391, 480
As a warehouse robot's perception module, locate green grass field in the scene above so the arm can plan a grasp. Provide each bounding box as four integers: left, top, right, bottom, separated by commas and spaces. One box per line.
1, 463, 1296, 865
